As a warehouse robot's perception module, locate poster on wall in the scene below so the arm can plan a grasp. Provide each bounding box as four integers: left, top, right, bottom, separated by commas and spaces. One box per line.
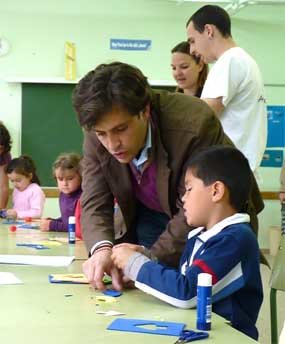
110, 38, 151, 51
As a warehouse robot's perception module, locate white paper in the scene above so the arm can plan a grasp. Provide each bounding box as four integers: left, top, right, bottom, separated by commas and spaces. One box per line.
0, 272, 23, 285
0, 255, 75, 267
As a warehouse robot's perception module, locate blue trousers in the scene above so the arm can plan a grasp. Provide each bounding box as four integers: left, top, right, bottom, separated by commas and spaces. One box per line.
135, 202, 170, 249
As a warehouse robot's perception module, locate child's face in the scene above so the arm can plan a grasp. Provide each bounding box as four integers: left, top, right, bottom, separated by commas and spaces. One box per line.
55, 168, 81, 195
7, 171, 32, 192
182, 169, 214, 228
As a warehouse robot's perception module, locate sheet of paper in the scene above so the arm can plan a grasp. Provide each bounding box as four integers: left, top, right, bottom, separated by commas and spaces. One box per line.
0, 255, 75, 267
0, 272, 23, 285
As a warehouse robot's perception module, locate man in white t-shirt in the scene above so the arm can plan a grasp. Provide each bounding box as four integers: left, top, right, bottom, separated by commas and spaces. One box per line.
186, 5, 267, 173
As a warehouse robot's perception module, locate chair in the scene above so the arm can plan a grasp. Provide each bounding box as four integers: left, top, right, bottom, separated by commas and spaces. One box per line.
270, 203, 285, 344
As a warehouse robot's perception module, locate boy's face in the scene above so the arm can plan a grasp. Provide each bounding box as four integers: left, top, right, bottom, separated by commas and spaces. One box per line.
182, 169, 214, 228
55, 168, 81, 195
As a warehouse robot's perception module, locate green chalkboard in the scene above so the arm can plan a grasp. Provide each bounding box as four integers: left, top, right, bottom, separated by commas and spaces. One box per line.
21, 83, 175, 186
22, 83, 83, 186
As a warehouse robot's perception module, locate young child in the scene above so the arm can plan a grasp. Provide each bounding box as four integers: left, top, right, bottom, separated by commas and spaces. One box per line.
0, 121, 12, 209
40, 153, 82, 232
111, 146, 263, 340
6, 155, 45, 219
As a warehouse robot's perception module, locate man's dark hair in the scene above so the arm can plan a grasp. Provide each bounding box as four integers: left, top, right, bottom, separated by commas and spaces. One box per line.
186, 5, 232, 38
72, 62, 152, 130
186, 145, 252, 212
0, 122, 12, 153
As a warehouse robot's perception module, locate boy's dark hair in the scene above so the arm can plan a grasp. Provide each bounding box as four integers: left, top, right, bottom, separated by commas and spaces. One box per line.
6, 155, 41, 185
186, 146, 252, 212
72, 62, 152, 130
52, 152, 82, 178
171, 41, 208, 97
186, 5, 232, 38
0, 122, 12, 153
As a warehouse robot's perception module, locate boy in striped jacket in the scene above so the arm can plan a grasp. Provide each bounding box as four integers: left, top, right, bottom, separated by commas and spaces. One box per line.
112, 145, 263, 340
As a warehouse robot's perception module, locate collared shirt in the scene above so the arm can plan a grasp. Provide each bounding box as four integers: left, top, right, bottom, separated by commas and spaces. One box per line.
132, 122, 152, 172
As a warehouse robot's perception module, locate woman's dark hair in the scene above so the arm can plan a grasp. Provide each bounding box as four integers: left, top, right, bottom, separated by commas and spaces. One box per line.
73, 62, 152, 130
171, 41, 208, 97
0, 122, 12, 153
186, 146, 252, 212
6, 155, 41, 185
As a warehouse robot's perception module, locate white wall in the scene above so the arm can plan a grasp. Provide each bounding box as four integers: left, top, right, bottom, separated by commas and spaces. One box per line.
1, 0, 284, 247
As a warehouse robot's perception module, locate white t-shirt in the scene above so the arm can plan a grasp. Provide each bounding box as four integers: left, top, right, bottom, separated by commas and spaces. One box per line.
201, 47, 267, 172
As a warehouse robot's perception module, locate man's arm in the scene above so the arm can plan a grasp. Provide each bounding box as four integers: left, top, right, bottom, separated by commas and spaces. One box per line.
81, 131, 123, 290
202, 97, 225, 117
0, 165, 9, 208
81, 131, 115, 253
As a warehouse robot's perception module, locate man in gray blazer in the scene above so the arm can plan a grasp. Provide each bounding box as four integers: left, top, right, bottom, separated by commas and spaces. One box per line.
72, 62, 264, 290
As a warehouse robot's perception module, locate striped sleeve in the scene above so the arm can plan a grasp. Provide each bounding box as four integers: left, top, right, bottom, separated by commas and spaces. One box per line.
134, 233, 249, 309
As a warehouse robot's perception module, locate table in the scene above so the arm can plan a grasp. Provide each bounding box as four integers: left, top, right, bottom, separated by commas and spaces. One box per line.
0, 223, 258, 344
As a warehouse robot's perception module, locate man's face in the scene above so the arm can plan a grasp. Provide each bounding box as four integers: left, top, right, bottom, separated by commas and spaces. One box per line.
93, 107, 149, 164
187, 21, 214, 64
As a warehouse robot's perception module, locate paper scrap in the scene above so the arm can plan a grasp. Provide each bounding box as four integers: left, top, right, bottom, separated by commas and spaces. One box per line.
95, 295, 117, 303
96, 310, 125, 316
0, 255, 75, 267
0, 272, 23, 285
103, 289, 122, 297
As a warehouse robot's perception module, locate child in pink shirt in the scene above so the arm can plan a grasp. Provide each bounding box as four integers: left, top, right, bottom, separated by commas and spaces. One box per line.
5, 155, 45, 219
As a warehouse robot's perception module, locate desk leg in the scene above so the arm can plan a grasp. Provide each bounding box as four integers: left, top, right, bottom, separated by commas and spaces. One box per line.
270, 288, 278, 344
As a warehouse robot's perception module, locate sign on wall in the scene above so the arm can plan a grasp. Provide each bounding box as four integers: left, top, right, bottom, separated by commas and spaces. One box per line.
110, 38, 151, 51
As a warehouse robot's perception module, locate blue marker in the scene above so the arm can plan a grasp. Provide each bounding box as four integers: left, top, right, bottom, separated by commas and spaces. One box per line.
196, 273, 212, 331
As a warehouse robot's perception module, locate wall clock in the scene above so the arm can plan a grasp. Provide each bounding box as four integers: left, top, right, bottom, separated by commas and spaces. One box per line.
0, 37, 10, 56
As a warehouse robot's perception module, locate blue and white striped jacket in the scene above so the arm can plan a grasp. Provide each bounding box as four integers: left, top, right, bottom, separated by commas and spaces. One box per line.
125, 213, 263, 340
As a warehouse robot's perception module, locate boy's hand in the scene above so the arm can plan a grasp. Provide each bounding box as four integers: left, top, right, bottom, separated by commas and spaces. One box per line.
111, 246, 137, 270
39, 219, 51, 231
6, 209, 17, 219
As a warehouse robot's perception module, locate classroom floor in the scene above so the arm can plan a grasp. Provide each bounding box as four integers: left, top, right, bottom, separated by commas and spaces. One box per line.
257, 254, 285, 344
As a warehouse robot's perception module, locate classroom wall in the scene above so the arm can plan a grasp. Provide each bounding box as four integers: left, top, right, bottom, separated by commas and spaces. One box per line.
0, 0, 284, 247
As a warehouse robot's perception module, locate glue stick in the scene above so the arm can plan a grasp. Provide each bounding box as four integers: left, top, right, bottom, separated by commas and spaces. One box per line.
68, 216, 76, 244
196, 273, 212, 331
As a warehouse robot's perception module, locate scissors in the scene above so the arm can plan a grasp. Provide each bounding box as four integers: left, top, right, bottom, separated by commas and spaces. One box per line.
174, 329, 209, 343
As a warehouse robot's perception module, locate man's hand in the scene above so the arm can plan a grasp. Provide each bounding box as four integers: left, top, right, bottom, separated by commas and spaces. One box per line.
202, 97, 224, 117
113, 243, 144, 253
279, 192, 285, 203
111, 245, 137, 270
82, 248, 123, 291
39, 219, 51, 231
